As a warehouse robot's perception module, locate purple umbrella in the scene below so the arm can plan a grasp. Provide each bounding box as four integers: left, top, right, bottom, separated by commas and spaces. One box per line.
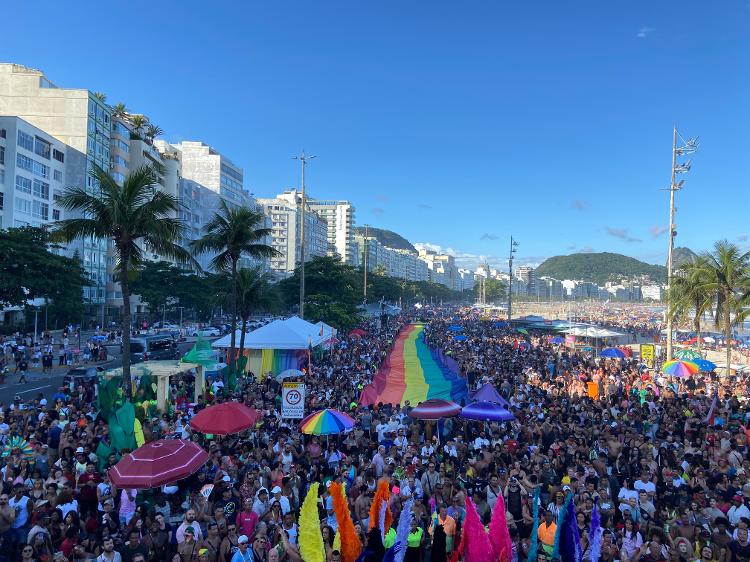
408, 399, 462, 420
460, 401, 516, 422
469, 383, 510, 407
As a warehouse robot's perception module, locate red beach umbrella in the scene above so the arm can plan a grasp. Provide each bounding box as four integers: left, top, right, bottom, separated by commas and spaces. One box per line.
189, 402, 262, 435
109, 439, 208, 489
408, 399, 462, 420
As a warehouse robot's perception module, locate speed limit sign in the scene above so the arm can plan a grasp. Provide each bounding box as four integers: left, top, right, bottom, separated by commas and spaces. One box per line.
281, 382, 306, 419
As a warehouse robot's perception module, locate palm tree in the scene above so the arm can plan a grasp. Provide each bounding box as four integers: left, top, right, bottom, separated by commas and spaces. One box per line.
698, 241, 750, 373
93, 92, 107, 103
129, 115, 149, 137
234, 267, 278, 358
112, 103, 128, 119
52, 165, 192, 397
191, 201, 277, 367
145, 123, 164, 143
668, 257, 714, 355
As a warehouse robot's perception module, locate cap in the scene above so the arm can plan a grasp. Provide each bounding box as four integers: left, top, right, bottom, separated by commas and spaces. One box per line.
271, 486, 282, 494
237, 535, 249, 544
733, 495, 743, 502
185, 526, 196, 535
75, 447, 84, 454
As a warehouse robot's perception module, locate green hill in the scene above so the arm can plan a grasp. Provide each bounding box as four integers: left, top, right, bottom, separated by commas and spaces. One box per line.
535, 252, 666, 285
353, 227, 417, 253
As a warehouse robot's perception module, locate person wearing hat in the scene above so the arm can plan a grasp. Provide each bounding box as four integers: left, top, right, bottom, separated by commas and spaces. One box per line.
729, 495, 750, 526
178, 525, 203, 562
270, 486, 290, 516
230, 535, 251, 562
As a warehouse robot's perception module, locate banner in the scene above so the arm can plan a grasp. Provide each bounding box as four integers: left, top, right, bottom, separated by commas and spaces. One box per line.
282, 382, 306, 419
640, 344, 655, 366
565, 335, 576, 347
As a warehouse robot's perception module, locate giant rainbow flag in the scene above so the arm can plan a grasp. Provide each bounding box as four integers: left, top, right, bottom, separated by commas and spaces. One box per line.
359, 324, 467, 406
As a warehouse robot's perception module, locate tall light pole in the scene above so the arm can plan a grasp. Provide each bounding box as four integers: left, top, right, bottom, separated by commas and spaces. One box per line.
293, 151, 315, 319
363, 224, 369, 300
507, 236, 518, 323
665, 128, 698, 360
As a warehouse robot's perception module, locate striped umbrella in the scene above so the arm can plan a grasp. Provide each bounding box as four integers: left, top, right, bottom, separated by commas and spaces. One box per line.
299, 409, 355, 436
674, 349, 702, 361
662, 360, 700, 377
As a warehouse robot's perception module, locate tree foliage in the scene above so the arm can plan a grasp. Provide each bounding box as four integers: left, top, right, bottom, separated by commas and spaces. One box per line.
52, 164, 191, 397
472, 277, 506, 304
0, 227, 86, 327
535, 252, 666, 284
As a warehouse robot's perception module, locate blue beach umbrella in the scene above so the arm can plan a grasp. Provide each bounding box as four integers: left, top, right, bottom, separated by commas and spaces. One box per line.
600, 348, 626, 358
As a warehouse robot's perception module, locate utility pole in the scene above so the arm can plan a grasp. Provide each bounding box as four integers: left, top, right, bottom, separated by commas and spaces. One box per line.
363, 224, 369, 300
33, 308, 39, 346
293, 151, 315, 319
665, 127, 698, 360
507, 236, 518, 323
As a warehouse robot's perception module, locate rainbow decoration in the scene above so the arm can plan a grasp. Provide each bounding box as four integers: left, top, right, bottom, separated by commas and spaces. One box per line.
299, 409, 356, 436
359, 324, 468, 406
662, 359, 700, 377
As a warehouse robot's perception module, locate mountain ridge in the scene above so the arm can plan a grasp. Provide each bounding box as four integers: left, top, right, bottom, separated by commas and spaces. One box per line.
535, 252, 667, 285
353, 227, 417, 253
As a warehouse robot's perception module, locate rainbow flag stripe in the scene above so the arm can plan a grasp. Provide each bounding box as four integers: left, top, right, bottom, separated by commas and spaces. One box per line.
359, 324, 467, 406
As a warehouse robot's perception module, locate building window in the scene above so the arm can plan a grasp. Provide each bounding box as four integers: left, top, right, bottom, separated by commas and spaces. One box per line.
14, 197, 31, 214
0, 169, 4, 185
0, 192, 3, 209
0, 146, 4, 165
15, 175, 32, 194
34, 137, 51, 159
0, 128, 6, 139
17, 130, 34, 151
117, 140, 129, 153
16, 154, 49, 179
52, 209, 60, 220
33, 179, 49, 199
32, 200, 49, 220
52, 149, 64, 163
53, 169, 63, 182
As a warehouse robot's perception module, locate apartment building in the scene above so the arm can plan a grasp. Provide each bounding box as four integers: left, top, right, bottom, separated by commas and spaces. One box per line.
0, 63, 113, 307
258, 195, 329, 276
0, 116, 67, 231
356, 234, 428, 282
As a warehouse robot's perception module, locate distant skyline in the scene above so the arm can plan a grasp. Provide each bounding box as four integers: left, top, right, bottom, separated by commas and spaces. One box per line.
3, 1, 748, 270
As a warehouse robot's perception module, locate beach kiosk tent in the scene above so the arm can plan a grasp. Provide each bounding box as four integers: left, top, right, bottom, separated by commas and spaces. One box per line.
212, 317, 330, 377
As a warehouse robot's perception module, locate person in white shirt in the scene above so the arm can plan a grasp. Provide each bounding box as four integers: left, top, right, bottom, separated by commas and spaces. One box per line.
271, 486, 291, 515
728, 495, 750, 526
473, 432, 490, 451
633, 471, 656, 497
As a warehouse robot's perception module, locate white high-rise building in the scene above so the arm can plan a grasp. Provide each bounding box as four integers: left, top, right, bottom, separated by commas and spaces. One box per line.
0, 117, 68, 231
418, 249, 458, 290
0, 63, 112, 308
170, 141, 247, 204
257, 195, 329, 276
276, 190, 356, 264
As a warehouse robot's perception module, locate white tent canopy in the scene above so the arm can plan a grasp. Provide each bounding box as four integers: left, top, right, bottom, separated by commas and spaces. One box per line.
562, 326, 626, 338
212, 317, 329, 350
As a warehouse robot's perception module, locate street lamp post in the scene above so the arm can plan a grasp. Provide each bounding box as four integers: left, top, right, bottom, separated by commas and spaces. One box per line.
507, 236, 518, 323
293, 151, 315, 319
665, 128, 698, 360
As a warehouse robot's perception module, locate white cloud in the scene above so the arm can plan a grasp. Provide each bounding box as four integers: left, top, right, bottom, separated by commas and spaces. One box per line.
636, 26, 654, 39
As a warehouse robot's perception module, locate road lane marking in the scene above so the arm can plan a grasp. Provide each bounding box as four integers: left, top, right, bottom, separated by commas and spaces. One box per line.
16, 385, 51, 394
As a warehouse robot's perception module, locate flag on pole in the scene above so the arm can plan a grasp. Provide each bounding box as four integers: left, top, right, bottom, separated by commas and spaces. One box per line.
704, 393, 718, 426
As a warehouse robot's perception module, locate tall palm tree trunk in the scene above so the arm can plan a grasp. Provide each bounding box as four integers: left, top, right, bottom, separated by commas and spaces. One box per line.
725, 294, 732, 377
120, 256, 133, 399
694, 312, 701, 356
229, 259, 238, 366
239, 315, 247, 369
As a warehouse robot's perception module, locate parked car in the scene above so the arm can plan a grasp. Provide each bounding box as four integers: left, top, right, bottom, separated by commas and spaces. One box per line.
128, 335, 179, 363
192, 327, 221, 337
63, 366, 103, 390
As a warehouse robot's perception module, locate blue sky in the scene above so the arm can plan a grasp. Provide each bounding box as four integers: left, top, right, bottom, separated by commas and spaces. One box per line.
4, 1, 748, 269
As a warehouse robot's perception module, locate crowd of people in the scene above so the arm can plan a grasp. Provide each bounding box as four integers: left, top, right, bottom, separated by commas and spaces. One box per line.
0, 307, 748, 562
